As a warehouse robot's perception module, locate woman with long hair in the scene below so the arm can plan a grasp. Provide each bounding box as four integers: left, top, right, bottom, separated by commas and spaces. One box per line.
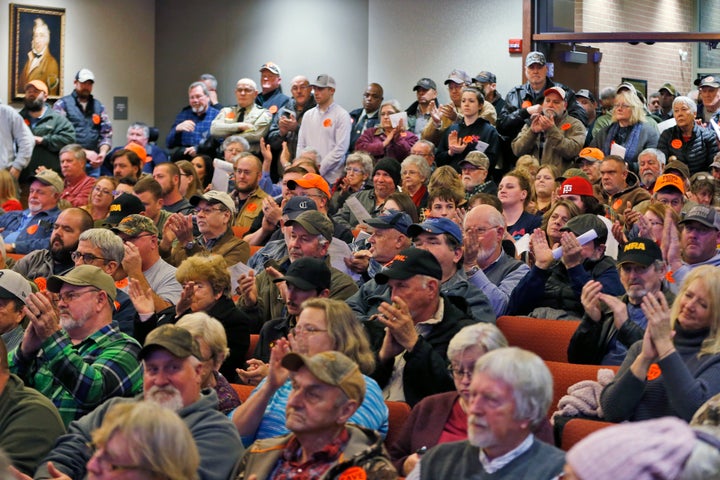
499, 169, 541, 240
176, 160, 201, 199
82, 176, 118, 222
191, 154, 214, 189
0, 169, 21, 211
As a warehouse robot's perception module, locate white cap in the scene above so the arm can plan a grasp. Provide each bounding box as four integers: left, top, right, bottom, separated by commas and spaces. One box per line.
75, 68, 95, 83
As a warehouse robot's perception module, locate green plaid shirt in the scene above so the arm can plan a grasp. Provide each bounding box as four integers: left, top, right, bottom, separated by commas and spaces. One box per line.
9, 324, 143, 426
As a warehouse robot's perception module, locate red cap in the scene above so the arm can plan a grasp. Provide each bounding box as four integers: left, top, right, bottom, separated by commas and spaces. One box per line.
543, 86, 566, 100
560, 177, 594, 197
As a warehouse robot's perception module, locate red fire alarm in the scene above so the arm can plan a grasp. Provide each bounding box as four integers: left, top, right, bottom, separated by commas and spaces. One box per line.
509, 39, 522, 53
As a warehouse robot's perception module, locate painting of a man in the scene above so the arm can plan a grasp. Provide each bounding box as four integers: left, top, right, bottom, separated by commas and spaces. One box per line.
18, 18, 59, 96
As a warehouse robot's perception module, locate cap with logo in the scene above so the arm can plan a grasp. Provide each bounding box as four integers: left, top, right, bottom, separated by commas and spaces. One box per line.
374, 247, 442, 284
75, 68, 95, 83
525, 51, 547, 67
364, 211, 413, 235
559, 177, 594, 197
560, 213, 608, 243
273, 257, 331, 292
287, 173, 331, 199
105, 194, 145, 227
444, 69, 471, 86
653, 174, 685, 195
47, 265, 117, 302
544, 86, 566, 100
260, 62, 281, 75
284, 210, 333, 241
282, 351, 366, 404
617, 238, 663, 267
459, 152, 490, 170
190, 190, 236, 216
698, 76, 720, 89
679, 205, 720, 231
30, 169, 63, 194
0, 269, 31, 304
576, 147, 605, 164
111, 213, 159, 237
407, 217, 463, 245
413, 78, 437, 91
575, 89, 596, 103
283, 196, 317, 220
25, 80, 49, 95
659, 83, 677, 96
139, 324, 203, 360
311, 74, 336, 89
473, 71, 497, 84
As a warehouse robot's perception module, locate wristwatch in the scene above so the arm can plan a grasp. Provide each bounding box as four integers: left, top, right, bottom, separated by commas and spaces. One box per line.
184, 240, 196, 250
465, 265, 479, 277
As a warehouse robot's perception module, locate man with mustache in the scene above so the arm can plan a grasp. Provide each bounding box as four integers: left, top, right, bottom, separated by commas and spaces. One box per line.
569, 238, 671, 365
406, 347, 564, 479
166, 81, 221, 161
32, 324, 243, 480
667, 205, 720, 292
12, 207, 93, 280
7, 265, 142, 427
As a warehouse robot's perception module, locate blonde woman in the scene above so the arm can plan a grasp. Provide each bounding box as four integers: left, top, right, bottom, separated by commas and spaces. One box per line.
0, 169, 21, 211
82, 176, 118, 222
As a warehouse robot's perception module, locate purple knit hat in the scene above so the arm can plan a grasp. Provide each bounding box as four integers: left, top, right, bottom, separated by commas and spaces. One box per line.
566, 417, 696, 480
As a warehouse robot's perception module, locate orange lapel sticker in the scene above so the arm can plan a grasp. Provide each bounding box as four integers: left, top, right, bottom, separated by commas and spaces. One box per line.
561, 123, 571, 131
115, 278, 129, 289
247, 203, 258, 212
521, 100, 533, 109
34, 277, 47, 292
323, 118, 333, 127
92, 114, 101, 125
612, 198, 623, 212
226, 111, 235, 120
647, 363, 662, 381
269, 105, 278, 114
670, 139, 683, 149
26, 224, 38, 235
338, 466, 367, 480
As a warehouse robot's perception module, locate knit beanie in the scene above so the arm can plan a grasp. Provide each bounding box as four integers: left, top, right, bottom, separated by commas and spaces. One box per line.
566, 417, 696, 480
373, 157, 401, 187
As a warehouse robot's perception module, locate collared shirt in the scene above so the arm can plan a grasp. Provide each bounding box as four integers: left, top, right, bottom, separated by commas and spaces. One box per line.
384, 298, 445, 402
271, 428, 350, 480
479, 433, 534, 473
62, 174, 96, 207
8, 324, 143, 425
166, 105, 221, 149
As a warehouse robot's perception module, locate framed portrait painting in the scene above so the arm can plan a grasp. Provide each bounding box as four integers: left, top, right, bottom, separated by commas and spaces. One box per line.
9, 4, 65, 101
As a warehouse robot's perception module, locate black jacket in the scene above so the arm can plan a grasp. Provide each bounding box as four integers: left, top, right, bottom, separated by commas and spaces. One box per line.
658, 124, 719, 175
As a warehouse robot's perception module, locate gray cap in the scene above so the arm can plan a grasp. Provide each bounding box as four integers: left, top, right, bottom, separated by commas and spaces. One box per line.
311, 74, 336, 88
190, 190, 236, 215
525, 51, 546, 67
680, 205, 720, 231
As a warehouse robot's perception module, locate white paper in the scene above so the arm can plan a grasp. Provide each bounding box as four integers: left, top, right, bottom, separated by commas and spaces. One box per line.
610, 143, 627, 159
229, 261, 253, 292
328, 238, 356, 278
656, 118, 676, 134
475, 140, 489, 153
552, 229, 598, 260
345, 196, 373, 225
514, 233, 531, 256
212, 158, 235, 193
389, 112, 408, 128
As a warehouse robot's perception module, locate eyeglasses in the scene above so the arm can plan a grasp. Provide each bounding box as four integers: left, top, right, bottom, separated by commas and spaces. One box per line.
236, 88, 255, 94
120, 233, 154, 242
71, 251, 109, 264
614, 103, 632, 109
290, 325, 328, 336
86, 442, 157, 475
345, 166, 364, 174
402, 170, 421, 176
195, 206, 225, 215
92, 187, 115, 196
57, 288, 100, 303
464, 226, 496, 235
447, 366, 473, 380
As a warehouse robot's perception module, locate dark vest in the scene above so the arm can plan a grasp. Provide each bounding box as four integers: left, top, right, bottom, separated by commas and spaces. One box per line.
62, 91, 102, 150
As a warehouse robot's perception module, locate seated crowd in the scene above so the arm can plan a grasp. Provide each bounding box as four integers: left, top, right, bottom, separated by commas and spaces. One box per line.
4, 52, 720, 479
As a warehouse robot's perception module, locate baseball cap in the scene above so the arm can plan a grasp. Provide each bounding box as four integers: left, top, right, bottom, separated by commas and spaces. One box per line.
282, 351, 366, 404
374, 247, 442, 284
663, 160, 690, 180
124, 143, 148, 164
407, 217, 463, 245
525, 51, 546, 67
559, 177, 594, 197
444, 69, 471, 85
557, 168, 589, 183
560, 213, 608, 243
711, 161, 720, 171
30, 169, 63, 193
413, 78, 437, 91
0, 269, 31, 304
47, 265, 117, 302
273, 257, 331, 291
653, 174, 685, 195
617, 238, 663, 267
575, 89, 596, 102
364, 211, 413, 235
25, 79, 48, 95
111, 213, 158, 237
459, 152, 490, 170
75, 68, 95, 83
287, 173, 331, 199
190, 190, 236, 215
576, 147, 604, 163
697, 76, 720, 89
283, 196, 317, 220
311, 74, 336, 89
616, 82, 637, 95
679, 205, 720, 231
139, 324, 203, 361
473, 71, 497, 84
105, 194, 145, 227
659, 83, 677, 96
544, 86, 566, 100
285, 210, 333, 241
259, 62, 281, 75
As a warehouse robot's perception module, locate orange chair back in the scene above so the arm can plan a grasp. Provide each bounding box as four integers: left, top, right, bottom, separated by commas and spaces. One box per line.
560, 418, 615, 451
544, 360, 619, 421
230, 383, 255, 403
497, 316, 580, 362
384, 401, 411, 449
246, 334, 259, 361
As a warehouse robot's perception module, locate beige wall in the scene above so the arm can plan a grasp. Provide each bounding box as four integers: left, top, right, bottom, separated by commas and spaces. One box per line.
0, 0, 155, 147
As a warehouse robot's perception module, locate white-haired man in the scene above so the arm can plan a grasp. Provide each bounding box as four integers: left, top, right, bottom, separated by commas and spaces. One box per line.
211, 78, 272, 154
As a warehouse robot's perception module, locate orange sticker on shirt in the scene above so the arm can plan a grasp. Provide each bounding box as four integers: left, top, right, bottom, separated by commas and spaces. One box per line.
246, 203, 258, 212
92, 114, 101, 125
522, 100, 533, 109
26, 224, 38, 235
323, 118, 333, 127
114, 301, 120, 310
34, 277, 47, 292
561, 123, 571, 131
115, 278, 129, 289
338, 466, 367, 480
226, 111, 235, 120
612, 198, 623, 211
269, 105, 278, 114
24, 118, 30, 126
665, 270, 676, 284
671, 139, 683, 149
647, 363, 662, 381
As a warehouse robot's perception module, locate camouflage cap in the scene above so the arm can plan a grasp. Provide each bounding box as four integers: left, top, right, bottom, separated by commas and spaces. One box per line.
111, 214, 158, 237
282, 351, 366, 403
